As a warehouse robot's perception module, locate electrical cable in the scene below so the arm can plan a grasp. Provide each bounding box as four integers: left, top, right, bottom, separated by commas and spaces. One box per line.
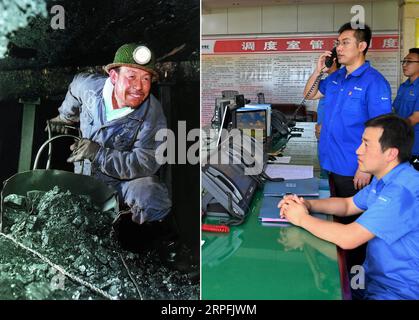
202, 224, 230, 233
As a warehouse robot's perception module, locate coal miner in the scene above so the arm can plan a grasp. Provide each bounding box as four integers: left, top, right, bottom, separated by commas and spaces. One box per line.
47, 43, 172, 239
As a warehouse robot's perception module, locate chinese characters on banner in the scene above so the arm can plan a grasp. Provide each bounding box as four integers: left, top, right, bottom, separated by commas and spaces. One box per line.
201, 34, 399, 125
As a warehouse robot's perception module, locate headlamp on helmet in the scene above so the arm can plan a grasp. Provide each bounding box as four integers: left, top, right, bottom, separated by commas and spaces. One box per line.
133, 46, 152, 65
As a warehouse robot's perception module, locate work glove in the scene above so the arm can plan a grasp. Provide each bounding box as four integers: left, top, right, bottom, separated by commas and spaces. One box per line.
66, 138, 100, 163
45, 115, 75, 134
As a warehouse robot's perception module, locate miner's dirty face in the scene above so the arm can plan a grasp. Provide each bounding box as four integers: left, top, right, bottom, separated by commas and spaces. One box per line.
110, 66, 152, 109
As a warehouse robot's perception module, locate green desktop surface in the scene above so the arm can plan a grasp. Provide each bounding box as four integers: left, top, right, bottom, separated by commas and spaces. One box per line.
202, 191, 342, 300
202, 128, 344, 300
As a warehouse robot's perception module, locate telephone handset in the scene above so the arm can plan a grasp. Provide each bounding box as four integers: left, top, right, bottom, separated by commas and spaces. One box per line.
206, 166, 243, 202
324, 47, 337, 69
202, 162, 259, 225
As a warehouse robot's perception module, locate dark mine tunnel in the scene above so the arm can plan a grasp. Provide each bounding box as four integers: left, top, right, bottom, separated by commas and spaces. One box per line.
0, 0, 200, 300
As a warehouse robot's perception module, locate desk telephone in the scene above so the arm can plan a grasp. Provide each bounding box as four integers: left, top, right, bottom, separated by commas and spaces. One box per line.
202, 131, 262, 225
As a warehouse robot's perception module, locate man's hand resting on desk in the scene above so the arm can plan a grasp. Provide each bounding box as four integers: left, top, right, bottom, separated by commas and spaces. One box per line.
278, 195, 310, 227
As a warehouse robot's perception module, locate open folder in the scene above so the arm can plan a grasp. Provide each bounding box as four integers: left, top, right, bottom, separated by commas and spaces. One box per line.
263, 178, 319, 197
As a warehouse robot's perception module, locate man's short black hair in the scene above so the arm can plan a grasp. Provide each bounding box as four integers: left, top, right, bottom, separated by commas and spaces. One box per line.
409, 48, 419, 55
338, 22, 372, 55
365, 114, 414, 163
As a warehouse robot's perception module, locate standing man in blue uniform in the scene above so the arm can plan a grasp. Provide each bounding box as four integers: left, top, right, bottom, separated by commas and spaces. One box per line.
279, 114, 419, 300
304, 23, 392, 198
393, 48, 419, 170
303, 23, 392, 271
48, 43, 173, 244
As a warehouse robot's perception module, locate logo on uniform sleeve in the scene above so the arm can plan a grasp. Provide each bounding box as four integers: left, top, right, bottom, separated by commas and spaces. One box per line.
354, 86, 363, 91
381, 97, 389, 100
378, 196, 390, 203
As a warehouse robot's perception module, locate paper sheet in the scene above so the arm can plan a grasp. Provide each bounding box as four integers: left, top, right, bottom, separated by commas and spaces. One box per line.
264, 164, 314, 180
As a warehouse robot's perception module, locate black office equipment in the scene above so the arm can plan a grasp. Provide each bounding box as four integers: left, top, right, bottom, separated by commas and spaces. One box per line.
235, 94, 245, 108
202, 130, 263, 225
212, 98, 234, 130
202, 162, 259, 225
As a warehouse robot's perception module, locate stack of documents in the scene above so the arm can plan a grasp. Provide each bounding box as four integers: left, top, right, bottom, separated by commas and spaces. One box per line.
264, 164, 313, 180
258, 178, 320, 226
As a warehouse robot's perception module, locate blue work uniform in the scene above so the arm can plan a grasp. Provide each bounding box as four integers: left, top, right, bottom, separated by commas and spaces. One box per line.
58, 73, 171, 224
318, 61, 392, 176
393, 78, 419, 155
353, 162, 419, 299
317, 97, 326, 125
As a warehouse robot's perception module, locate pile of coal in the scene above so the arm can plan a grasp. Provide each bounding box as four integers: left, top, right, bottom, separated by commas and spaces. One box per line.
0, 186, 198, 300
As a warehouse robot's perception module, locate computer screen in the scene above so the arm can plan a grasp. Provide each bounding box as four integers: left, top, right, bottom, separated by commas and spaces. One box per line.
233, 108, 270, 139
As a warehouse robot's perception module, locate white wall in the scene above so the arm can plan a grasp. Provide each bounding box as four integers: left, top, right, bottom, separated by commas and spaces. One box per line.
203, 1, 398, 35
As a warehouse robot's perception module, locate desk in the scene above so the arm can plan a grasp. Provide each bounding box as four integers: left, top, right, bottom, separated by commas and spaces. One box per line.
202, 131, 345, 299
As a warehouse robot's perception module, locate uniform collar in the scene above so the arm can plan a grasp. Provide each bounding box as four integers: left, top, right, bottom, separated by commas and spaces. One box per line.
379, 162, 410, 185
342, 60, 370, 78
102, 77, 113, 110
403, 77, 419, 87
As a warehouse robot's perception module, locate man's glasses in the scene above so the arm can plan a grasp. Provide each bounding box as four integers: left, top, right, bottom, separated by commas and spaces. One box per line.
401, 60, 419, 65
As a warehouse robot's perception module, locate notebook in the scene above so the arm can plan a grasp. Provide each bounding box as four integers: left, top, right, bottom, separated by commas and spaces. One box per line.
263, 178, 319, 197
258, 189, 331, 226
258, 196, 290, 225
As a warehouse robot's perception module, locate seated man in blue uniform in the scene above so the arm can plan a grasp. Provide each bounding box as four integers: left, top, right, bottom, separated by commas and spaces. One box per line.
278, 114, 419, 300
48, 43, 173, 247
303, 22, 392, 273
393, 48, 419, 170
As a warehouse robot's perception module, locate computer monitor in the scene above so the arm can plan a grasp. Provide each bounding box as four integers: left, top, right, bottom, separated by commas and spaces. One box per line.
232, 104, 271, 139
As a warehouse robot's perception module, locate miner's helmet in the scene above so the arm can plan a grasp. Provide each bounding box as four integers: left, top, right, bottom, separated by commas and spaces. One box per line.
104, 43, 159, 81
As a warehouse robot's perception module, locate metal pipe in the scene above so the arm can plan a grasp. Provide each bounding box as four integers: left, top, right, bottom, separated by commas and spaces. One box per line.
33, 134, 80, 170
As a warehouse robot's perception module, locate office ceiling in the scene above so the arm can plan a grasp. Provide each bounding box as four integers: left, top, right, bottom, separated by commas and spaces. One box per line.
203, 0, 383, 10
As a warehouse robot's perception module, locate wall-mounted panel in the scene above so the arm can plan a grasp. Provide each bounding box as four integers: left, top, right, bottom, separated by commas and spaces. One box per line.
262, 5, 298, 33
228, 7, 262, 34
372, 1, 398, 30
202, 9, 228, 35
298, 4, 334, 32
